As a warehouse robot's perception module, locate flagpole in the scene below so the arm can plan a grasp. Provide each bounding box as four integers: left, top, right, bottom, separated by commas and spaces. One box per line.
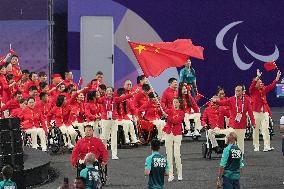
126, 36, 166, 115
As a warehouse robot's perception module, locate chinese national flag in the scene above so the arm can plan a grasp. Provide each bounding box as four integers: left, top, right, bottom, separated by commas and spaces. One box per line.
128, 39, 204, 77
264, 61, 277, 71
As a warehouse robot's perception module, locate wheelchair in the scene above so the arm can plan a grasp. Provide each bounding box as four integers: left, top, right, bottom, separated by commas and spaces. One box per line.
117, 125, 138, 149
201, 127, 227, 159
183, 119, 201, 141
47, 124, 66, 154
137, 119, 158, 145
76, 158, 107, 186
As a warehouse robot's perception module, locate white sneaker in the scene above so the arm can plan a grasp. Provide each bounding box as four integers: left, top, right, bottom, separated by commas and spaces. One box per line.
254, 146, 259, 152
125, 139, 130, 144
185, 132, 192, 137
263, 147, 274, 152
168, 176, 174, 182
193, 130, 201, 136
178, 176, 183, 181
112, 156, 119, 160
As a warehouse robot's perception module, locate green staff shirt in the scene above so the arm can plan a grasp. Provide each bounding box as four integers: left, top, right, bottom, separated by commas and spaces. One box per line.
0, 179, 17, 189
145, 152, 169, 189
220, 144, 244, 180
179, 67, 196, 84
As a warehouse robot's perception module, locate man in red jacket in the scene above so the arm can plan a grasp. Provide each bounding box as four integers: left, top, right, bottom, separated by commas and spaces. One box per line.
64, 71, 78, 90
201, 101, 234, 152
133, 84, 151, 111
71, 125, 108, 167
161, 78, 178, 111
214, 85, 256, 153
249, 69, 281, 152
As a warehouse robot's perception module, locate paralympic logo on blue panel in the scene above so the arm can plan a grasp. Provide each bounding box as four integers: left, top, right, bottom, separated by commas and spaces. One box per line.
216, 21, 279, 70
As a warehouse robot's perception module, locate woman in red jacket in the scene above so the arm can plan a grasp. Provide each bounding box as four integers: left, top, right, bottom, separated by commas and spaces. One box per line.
85, 91, 102, 138
178, 83, 201, 136
21, 97, 47, 151
139, 92, 166, 141
47, 95, 77, 148
163, 98, 185, 182
116, 88, 138, 144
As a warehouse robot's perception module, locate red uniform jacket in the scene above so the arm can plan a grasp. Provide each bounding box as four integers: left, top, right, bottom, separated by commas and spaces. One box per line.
216, 96, 255, 129
21, 107, 46, 130
71, 137, 108, 166
35, 101, 51, 121
85, 102, 101, 122
116, 98, 136, 120
63, 79, 78, 90
0, 75, 9, 98
161, 87, 178, 110
47, 106, 65, 127
24, 80, 39, 94
100, 94, 134, 120
201, 105, 223, 129
68, 93, 86, 124
249, 79, 276, 114
139, 100, 163, 121
163, 108, 185, 136
133, 91, 149, 109
180, 94, 199, 114
2, 84, 19, 103
10, 107, 23, 118
1, 99, 20, 113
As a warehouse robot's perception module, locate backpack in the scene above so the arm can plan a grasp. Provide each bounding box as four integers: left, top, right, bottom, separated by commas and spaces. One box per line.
86, 167, 102, 189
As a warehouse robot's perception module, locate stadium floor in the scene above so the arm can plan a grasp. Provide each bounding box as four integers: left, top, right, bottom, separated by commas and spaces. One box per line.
36, 108, 284, 189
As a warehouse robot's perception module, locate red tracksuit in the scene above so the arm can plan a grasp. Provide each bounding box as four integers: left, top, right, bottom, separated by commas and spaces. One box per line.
201, 105, 223, 129
21, 107, 46, 130
71, 137, 108, 166
85, 102, 102, 122
139, 100, 163, 121
216, 96, 255, 129
163, 108, 185, 136
161, 87, 178, 110
180, 94, 199, 114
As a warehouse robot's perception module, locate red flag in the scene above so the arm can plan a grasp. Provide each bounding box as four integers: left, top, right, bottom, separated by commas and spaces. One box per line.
78, 77, 83, 86
128, 39, 204, 77
264, 61, 277, 71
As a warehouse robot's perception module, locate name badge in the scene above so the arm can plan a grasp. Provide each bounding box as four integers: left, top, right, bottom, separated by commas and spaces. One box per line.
235, 113, 242, 123
107, 111, 112, 120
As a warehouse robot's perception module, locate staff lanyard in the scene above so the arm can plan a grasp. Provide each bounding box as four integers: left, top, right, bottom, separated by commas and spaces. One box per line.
235, 96, 244, 113
106, 97, 113, 112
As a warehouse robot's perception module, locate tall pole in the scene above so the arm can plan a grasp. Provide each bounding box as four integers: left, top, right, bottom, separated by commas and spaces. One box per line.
48, 0, 55, 84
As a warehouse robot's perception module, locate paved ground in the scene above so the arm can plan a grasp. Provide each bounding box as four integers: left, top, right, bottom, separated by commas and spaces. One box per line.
36, 109, 284, 189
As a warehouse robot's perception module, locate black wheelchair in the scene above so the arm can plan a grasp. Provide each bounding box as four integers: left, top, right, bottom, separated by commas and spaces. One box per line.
117, 125, 139, 149
47, 125, 65, 154
76, 158, 107, 186
201, 127, 227, 159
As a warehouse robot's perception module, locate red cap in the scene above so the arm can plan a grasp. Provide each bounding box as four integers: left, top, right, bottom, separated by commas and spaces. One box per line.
52, 74, 62, 78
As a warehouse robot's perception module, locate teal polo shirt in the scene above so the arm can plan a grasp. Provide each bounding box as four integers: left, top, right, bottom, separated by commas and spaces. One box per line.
180, 67, 196, 84
220, 144, 244, 180
80, 164, 100, 189
0, 179, 17, 189
145, 152, 169, 189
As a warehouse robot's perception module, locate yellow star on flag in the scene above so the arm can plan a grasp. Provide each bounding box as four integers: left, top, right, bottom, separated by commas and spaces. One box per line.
134, 45, 146, 54
155, 48, 160, 53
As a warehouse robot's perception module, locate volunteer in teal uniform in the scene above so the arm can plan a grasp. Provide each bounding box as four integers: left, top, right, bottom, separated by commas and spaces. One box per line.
145, 139, 169, 189
179, 59, 197, 99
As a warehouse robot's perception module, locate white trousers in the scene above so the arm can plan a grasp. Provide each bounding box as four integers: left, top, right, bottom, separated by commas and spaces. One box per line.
165, 134, 182, 178
117, 120, 138, 143
88, 120, 102, 138
234, 129, 246, 154
208, 127, 234, 148
25, 127, 47, 151
253, 112, 271, 148
59, 125, 77, 145
152, 119, 166, 140
184, 113, 202, 131
101, 120, 118, 157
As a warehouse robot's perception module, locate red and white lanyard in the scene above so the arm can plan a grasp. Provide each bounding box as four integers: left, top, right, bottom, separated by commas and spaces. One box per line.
106, 97, 113, 112
235, 96, 244, 113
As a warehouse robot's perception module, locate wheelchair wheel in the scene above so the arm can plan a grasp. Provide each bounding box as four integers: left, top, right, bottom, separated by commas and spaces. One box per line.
201, 143, 207, 158
117, 125, 126, 149
47, 126, 64, 154
269, 118, 274, 139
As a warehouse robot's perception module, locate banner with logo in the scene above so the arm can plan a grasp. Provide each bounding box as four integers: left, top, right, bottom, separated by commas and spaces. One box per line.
68, 0, 284, 107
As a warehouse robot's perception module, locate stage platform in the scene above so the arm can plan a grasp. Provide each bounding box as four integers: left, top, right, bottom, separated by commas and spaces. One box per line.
13, 147, 51, 189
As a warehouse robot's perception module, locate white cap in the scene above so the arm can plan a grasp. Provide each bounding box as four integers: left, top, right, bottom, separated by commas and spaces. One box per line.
280, 116, 284, 125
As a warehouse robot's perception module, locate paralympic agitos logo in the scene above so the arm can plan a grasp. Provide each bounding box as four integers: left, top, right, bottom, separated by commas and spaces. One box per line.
216, 21, 279, 70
